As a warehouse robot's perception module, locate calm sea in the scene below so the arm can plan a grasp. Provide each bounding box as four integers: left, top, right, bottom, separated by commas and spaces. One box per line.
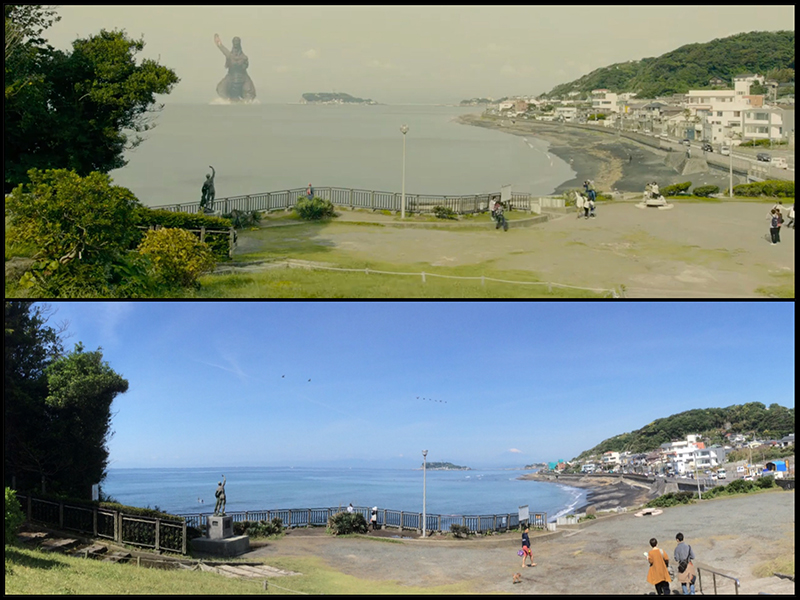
103, 467, 585, 522
109, 103, 573, 207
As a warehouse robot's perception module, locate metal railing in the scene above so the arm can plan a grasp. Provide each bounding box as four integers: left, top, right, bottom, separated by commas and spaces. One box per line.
696, 565, 741, 594
151, 186, 564, 217
180, 505, 547, 534
18, 493, 187, 554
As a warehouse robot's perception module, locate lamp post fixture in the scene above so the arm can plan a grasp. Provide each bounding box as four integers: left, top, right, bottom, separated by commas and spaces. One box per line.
400, 125, 409, 219
421, 449, 428, 538
694, 451, 702, 500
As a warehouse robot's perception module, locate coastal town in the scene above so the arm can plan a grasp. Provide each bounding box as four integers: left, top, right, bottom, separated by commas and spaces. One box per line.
466, 72, 795, 170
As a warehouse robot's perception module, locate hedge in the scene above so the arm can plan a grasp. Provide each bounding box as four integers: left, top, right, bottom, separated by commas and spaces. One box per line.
692, 185, 719, 197
661, 182, 692, 197
732, 180, 794, 198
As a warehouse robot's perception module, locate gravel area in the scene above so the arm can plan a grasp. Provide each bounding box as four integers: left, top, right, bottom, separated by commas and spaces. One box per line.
245, 490, 794, 594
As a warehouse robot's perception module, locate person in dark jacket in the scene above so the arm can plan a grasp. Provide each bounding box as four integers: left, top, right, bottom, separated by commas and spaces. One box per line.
521, 527, 536, 567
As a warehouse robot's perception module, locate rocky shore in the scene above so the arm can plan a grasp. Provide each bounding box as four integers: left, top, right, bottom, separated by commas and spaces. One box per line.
520, 471, 655, 513
456, 113, 741, 195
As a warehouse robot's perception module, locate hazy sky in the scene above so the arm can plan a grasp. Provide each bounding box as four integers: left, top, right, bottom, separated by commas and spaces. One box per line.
38, 301, 795, 470
42, 5, 795, 104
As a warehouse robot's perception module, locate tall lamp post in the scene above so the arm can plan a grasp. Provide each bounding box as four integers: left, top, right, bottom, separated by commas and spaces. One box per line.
694, 451, 702, 500
421, 449, 428, 538
400, 125, 409, 219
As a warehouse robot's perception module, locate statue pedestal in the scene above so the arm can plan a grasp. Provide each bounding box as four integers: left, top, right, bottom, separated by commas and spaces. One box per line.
191, 515, 250, 557
208, 515, 233, 539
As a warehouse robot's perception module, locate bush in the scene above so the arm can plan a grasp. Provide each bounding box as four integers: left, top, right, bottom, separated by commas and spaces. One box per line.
137, 228, 216, 288
732, 180, 794, 198
327, 511, 368, 535
724, 478, 756, 494
295, 196, 337, 220
740, 139, 788, 147
134, 208, 232, 261
222, 210, 261, 229
450, 524, 470, 538
5, 488, 25, 545
692, 185, 719, 197
433, 205, 457, 220
756, 475, 777, 490
233, 517, 283, 538
645, 491, 695, 508
661, 182, 692, 197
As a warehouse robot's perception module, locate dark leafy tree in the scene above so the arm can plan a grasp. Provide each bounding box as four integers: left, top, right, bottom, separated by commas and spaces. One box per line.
5, 5, 179, 192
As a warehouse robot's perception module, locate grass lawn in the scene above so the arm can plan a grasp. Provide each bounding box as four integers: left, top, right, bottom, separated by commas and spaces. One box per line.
4, 545, 474, 595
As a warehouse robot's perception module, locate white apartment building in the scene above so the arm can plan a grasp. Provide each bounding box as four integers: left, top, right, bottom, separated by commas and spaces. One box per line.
591, 89, 619, 114
555, 106, 578, 121
660, 439, 702, 475
602, 451, 621, 467
742, 107, 787, 141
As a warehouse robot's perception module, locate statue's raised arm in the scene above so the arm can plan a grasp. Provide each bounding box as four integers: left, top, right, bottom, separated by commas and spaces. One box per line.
214, 33, 231, 59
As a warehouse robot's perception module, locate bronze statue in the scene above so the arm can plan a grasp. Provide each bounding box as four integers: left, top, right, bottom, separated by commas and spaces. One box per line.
214, 34, 256, 102
213, 474, 227, 515
200, 165, 215, 211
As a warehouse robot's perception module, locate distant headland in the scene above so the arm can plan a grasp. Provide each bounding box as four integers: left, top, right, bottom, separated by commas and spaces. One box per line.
301, 92, 378, 105
418, 461, 470, 470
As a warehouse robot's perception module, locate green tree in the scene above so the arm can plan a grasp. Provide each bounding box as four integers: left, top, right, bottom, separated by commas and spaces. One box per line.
4, 5, 179, 192
4, 301, 64, 493
42, 342, 129, 498
5, 168, 151, 297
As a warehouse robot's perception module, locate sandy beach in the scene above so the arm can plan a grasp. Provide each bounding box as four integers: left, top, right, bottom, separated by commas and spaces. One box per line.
520, 472, 655, 514
456, 113, 746, 195
245, 490, 794, 594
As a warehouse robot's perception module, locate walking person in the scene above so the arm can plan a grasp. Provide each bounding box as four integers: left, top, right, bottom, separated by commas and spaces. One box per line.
347, 503, 354, 514
646, 537, 671, 595
521, 527, 536, 568
588, 197, 596, 219
786, 204, 794, 229
306, 183, 314, 200
768, 208, 782, 245
370, 506, 378, 531
674, 532, 697, 595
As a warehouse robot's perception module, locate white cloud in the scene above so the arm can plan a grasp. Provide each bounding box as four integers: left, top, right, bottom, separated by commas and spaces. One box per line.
508, 448, 522, 454
304, 48, 318, 59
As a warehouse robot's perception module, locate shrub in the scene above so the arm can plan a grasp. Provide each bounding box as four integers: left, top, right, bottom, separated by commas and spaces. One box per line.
134, 208, 232, 260
5, 488, 25, 545
137, 228, 216, 288
692, 185, 719, 197
327, 511, 368, 535
755, 476, 776, 490
233, 517, 283, 538
222, 210, 262, 230
295, 196, 337, 220
433, 205, 457, 220
732, 180, 794, 198
645, 491, 695, 508
725, 478, 756, 494
450, 523, 470, 538
661, 182, 692, 197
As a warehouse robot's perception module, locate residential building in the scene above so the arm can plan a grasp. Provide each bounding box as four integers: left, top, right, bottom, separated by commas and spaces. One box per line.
778, 434, 795, 448
514, 99, 529, 114
742, 106, 788, 142
554, 106, 578, 121
591, 89, 620, 114
602, 451, 621, 468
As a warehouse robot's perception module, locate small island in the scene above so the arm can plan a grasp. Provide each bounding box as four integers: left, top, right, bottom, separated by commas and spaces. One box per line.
459, 98, 494, 106
420, 461, 470, 470
301, 92, 378, 105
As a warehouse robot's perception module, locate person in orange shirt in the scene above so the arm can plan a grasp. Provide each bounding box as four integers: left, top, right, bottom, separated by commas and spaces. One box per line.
646, 537, 671, 595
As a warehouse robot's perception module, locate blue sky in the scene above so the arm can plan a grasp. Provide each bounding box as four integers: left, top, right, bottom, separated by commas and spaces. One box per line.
37, 302, 794, 470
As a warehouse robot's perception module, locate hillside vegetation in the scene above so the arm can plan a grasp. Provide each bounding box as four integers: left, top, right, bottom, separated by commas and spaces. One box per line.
543, 30, 795, 99
574, 402, 794, 461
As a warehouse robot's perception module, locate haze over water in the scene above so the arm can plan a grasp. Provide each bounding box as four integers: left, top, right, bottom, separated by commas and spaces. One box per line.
110, 104, 574, 207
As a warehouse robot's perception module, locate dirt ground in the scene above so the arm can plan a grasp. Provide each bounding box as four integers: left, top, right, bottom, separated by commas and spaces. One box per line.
245, 491, 795, 594
237, 203, 795, 298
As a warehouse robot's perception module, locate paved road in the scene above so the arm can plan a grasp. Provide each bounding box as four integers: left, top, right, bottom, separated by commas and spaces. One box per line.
247, 490, 794, 594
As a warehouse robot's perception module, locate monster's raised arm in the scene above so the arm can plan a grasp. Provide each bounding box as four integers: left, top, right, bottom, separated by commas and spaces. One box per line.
214, 33, 231, 59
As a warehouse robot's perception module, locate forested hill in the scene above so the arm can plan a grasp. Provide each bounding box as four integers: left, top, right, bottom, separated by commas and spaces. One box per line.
542, 30, 794, 99
574, 402, 794, 461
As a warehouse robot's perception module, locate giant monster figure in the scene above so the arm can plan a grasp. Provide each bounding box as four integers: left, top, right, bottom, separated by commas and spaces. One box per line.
214, 34, 256, 102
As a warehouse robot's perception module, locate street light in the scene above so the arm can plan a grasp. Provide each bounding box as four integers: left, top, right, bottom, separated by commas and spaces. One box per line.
421, 449, 428, 538
400, 124, 409, 219
694, 451, 702, 500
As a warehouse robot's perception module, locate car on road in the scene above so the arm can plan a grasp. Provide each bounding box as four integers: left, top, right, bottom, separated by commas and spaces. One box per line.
757, 152, 772, 162
702, 142, 713, 152
682, 139, 691, 146
771, 157, 789, 169
720, 145, 731, 156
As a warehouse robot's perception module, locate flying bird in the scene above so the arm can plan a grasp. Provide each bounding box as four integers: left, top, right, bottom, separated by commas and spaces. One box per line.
308, 379, 311, 382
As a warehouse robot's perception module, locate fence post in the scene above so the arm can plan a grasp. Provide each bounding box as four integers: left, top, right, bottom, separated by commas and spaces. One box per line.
93, 508, 98, 538
229, 227, 235, 258
350, 188, 354, 210
200, 226, 206, 244
182, 520, 187, 554
155, 518, 160, 552
371, 191, 375, 211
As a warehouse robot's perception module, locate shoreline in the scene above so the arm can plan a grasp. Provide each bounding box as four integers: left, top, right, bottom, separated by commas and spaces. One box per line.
520, 472, 653, 516
455, 113, 744, 196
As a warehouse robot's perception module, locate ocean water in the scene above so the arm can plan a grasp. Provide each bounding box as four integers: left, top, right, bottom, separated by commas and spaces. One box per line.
103, 467, 586, 522
108, 104, 573, 207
